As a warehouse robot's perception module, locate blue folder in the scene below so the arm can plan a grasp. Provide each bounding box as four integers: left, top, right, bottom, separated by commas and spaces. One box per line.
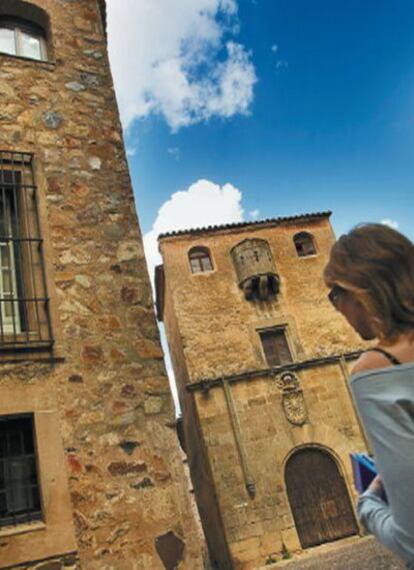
350, 452, 377, 493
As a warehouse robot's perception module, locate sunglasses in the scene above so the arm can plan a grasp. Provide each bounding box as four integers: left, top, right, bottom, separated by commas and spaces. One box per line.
328, 285, 347, 308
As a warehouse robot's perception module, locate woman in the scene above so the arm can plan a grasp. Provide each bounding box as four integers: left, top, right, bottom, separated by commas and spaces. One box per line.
324, 223, 414, 569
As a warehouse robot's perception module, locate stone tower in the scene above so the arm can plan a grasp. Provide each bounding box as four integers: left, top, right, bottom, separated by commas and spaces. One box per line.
0, 1, 204, 568
156, 213, 370, 569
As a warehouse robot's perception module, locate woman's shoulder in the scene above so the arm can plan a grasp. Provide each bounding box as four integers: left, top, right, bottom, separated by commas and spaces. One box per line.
351, 350, 395, 375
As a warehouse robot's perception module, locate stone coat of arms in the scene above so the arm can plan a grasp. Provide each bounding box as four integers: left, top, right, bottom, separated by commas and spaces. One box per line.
276, 372, 308, 426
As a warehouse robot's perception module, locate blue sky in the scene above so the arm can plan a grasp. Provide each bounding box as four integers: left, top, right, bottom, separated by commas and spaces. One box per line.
106, 0, 414, 407
108, 0, 414, 265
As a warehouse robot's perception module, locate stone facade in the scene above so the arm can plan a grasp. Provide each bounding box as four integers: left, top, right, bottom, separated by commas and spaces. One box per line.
0, 1, 204, 568
157, 214, 371, 569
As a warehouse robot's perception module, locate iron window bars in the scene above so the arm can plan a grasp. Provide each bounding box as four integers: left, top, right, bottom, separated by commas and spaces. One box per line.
0, 151, 53, 350
0, 415, 42, 527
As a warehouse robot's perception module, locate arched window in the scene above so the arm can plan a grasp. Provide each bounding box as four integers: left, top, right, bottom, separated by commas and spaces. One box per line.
0, 17, 47, 60
293, 232, 316, 257
188, 247, 213, 274
0, 1, 51, 62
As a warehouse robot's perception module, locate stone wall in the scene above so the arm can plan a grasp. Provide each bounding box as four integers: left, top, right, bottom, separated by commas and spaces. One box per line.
159, 218, 366, 384
159, 217, 368, 569
0, 0, 205, 568
6, 554, 80, 570
193, 363, 365, 569
163, 286, 230, 568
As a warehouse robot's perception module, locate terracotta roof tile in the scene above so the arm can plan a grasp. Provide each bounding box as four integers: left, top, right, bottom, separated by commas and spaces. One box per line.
158, 211, 332, 240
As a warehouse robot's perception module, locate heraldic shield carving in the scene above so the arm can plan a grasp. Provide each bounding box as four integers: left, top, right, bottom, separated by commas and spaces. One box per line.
277, 372, 308, 426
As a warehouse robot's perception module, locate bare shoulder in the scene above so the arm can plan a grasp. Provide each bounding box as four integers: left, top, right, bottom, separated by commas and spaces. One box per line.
351, 350, 393, 375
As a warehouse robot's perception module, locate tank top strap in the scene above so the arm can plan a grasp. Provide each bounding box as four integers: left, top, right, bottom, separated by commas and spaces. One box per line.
365, 347, 402, 366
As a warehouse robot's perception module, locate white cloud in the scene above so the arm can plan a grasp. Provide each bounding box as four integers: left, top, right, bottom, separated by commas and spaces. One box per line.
167, 147, 181, 161
381, 219, 399, 230
143, 179, 244, 281
107, 0, 257, 131
143, 178, 245, 415
126, 147, 137, 157
249, 209, 260, 220
276, 59, 289, 70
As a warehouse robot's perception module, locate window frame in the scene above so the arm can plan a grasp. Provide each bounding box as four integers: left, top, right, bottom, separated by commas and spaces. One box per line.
0, 151, 53, 351
258, 326, 294, 368
0, 414, 42, 528
188, 246, 214, 275
293, 232, 317, 258
0, 17, 47, 61
0, 187, 22, 334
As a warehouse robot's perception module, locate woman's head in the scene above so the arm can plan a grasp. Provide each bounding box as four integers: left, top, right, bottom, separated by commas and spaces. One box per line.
324, 223, 414, 341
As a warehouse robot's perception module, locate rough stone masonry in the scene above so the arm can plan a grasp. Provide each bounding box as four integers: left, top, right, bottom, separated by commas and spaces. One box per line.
0, 1, 205, 568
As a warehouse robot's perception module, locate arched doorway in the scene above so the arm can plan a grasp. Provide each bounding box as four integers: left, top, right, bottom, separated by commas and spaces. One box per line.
285, 447, 358, 548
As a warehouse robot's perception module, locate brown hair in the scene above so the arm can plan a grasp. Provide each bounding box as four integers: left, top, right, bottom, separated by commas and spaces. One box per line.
324, 223, 414, 340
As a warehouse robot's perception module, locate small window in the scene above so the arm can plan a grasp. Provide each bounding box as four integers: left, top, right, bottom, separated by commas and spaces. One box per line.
0, 415, 42, 527
259, 327, 293, 367
294, 232, 316, 257
189, 247, 213, 274
0, 150, 53, 349
0, 18, 47, 61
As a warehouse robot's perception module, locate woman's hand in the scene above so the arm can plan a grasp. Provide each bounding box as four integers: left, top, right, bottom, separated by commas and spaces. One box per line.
367, 475, 384, 497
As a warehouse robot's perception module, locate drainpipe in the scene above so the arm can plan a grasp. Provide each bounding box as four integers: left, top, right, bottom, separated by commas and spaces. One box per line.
222, 378, 256, 497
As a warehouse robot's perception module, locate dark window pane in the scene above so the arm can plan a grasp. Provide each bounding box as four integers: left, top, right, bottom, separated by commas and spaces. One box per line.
29, 485, 41, 510
9, 430, 22, 456
274, 332, 293, 365
0, 492, 6, 515
0, 416, 41, 525
28, 457, 37, 484
260, 329, 293, 367
0, 459, 4, 489
0, 434, 6, 458
23, 427, 34, 454
295, 234, 316, 257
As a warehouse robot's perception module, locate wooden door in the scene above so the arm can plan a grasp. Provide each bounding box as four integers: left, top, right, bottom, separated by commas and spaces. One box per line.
285, 448, 358, 548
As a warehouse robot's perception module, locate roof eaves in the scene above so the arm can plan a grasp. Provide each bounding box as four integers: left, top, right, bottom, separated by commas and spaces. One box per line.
158, 211, 332, 241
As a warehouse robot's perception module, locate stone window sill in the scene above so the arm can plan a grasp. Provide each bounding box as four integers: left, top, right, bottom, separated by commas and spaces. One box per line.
0, 51, 56, 69
0, 520, 46, 538
297, 253, 319, 260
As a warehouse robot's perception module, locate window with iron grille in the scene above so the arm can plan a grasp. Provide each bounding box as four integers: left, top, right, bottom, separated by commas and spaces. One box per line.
259, 327, 293, 367
188, 246, 213, 274
294, 232, 317, 257
0, 151, 53, 350
0, 415, 42, 527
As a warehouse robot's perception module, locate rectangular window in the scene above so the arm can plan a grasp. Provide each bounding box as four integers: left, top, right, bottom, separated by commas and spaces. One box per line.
259, 327, 293, 367
0, 151, 53, 350
0, 415, 42, 527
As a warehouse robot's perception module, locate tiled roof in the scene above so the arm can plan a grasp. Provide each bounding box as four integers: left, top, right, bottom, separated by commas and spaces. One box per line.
158, 211, 332, 240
